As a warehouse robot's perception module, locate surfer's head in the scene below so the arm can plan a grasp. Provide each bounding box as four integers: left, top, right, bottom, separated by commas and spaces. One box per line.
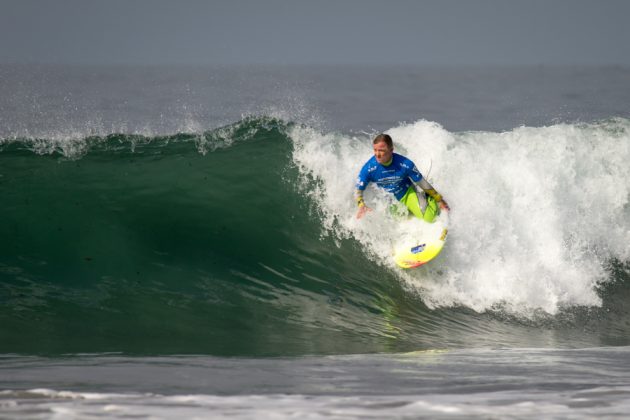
373, 134, 393, 165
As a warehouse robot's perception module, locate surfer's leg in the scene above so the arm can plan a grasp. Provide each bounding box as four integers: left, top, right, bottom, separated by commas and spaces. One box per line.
400, 186, 425, 219
422, 195, 439, 222
388, 201, 408, 219
401, 186, 438, 222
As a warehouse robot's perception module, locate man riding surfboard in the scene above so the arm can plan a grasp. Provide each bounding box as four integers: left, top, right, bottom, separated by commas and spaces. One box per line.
355, 134, 449, 220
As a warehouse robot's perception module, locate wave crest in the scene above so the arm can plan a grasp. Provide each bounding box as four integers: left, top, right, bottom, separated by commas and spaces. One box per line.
0, 116, 289, 158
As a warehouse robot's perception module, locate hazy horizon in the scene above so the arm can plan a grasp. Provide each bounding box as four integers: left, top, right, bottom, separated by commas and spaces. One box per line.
2, 0, 629, 66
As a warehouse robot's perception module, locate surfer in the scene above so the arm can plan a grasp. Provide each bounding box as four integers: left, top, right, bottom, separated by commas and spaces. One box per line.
355, 134, 450, 220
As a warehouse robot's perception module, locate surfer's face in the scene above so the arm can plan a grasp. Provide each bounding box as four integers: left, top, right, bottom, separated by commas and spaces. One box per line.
373, 141, 393, 165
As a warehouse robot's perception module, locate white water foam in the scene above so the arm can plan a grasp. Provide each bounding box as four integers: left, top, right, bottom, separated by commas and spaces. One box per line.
291, 118, 630, 316
4, 385, 629, 419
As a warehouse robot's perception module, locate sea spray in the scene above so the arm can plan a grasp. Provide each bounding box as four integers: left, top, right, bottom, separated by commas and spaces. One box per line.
292, 118, 630, 315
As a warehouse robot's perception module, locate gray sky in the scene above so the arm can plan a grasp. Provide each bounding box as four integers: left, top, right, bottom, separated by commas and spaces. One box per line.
1, 0, 629, 66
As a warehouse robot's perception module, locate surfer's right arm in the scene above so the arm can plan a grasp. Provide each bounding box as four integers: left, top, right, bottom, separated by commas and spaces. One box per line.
355, 190, 371, 219
355, 165, 372, 219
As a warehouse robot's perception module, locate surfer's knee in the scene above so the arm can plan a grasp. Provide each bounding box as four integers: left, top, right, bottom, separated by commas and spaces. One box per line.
422, 196, 439, 222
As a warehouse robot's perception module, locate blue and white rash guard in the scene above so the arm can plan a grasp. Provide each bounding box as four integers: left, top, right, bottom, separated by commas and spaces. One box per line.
356, 153, 423, 201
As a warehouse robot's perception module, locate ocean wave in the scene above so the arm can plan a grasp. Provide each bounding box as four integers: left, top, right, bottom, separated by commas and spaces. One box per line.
1, 116, 629, 355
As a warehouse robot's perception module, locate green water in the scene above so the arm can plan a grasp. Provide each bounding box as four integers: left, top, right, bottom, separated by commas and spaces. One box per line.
1, 120, 403, 354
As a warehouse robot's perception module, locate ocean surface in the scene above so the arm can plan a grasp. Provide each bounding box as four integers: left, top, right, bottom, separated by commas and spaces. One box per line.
1, 64, 630, 418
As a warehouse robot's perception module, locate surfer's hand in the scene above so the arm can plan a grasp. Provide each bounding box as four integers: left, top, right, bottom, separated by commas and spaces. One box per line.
356, 205, 372, 219
439, 200, 450, 211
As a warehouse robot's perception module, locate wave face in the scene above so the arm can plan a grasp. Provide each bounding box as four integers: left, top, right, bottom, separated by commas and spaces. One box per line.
1, 117, 629, 355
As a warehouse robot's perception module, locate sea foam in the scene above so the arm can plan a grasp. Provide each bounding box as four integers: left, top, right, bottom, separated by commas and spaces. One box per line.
291, 118, 630, 315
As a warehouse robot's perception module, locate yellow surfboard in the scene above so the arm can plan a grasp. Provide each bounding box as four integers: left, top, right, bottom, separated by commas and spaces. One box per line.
393, 209, 449, 269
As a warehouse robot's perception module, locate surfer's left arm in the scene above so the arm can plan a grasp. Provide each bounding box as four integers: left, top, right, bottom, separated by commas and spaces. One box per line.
416, 178, 450, 211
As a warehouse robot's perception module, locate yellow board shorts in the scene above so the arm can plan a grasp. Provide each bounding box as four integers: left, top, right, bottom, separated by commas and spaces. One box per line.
398, 186, 439, 222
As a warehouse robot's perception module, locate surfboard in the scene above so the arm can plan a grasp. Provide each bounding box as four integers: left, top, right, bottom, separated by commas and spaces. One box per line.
393, 208, 449, 269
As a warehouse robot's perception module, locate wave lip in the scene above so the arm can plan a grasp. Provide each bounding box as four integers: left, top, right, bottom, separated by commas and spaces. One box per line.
0, 116, 289, 158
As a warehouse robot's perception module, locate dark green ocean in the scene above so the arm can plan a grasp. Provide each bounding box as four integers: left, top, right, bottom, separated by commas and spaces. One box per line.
2, 118, 407, 355
1, 65, 630, 418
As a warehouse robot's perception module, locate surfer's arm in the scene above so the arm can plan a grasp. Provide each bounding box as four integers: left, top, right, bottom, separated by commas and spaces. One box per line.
415, 179, 450, 210
355, 189, 371, 219
355, 189, 366, 207
355, 167, 373, 219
